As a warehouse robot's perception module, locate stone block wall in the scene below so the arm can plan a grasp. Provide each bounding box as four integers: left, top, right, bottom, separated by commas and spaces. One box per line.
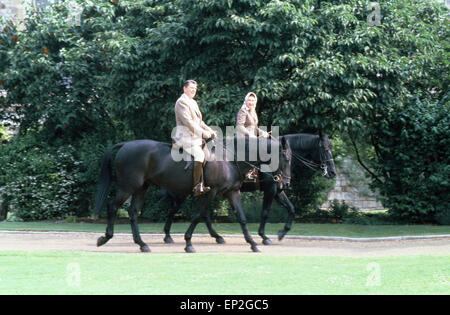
321, 157, 385, 210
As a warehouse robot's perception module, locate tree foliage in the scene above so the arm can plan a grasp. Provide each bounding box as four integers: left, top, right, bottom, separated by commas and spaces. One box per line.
369, 96, 449, 222
0, 0, 448, 222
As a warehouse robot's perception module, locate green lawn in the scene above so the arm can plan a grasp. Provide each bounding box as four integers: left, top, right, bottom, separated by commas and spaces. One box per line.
0, 251, 448, 294
0, 221, 449, 238
1, 222, 448, 295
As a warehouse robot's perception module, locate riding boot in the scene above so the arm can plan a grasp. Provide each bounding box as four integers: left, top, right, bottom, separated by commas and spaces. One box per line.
192, 161, 211, 196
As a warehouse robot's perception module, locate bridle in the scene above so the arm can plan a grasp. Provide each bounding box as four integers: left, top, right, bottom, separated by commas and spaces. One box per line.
291, 139, 334, 177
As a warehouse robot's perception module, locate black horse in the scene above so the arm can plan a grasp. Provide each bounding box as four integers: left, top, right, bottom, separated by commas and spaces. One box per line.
93, 136, 292, 253
161, 133, 336, 245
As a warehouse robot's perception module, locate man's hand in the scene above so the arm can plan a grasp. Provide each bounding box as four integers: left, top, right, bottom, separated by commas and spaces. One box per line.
203, 131, 212, 139
204, 130, 216, 139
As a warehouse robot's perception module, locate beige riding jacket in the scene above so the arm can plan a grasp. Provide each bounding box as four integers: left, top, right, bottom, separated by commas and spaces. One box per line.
172, 93, 214, 148
235, 104, 268, 138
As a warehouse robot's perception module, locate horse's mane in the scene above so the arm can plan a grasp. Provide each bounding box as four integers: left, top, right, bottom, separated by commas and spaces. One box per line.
283, 133, 318, 153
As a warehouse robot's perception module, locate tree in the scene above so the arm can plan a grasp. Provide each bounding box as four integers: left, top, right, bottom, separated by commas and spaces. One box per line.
0, 0, 448, 221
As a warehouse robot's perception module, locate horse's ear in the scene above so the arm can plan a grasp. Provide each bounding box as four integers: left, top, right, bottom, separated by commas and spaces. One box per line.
319, 130, 323, 139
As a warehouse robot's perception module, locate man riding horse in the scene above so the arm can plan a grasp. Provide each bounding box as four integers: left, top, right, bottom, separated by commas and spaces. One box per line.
172, 80, 217, 196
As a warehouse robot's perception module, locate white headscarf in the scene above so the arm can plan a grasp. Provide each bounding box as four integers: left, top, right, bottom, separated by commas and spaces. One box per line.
242, 92, 257, 111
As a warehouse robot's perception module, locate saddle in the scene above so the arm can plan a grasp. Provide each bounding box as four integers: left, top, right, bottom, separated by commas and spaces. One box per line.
171, 141, 211, 171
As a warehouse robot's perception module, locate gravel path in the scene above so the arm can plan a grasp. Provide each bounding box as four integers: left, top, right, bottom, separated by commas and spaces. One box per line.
0, 231, 449, 257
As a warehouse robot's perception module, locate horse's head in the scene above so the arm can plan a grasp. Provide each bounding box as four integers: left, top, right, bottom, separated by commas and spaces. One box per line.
316, 134, 336, 179
274, 136, 292, 189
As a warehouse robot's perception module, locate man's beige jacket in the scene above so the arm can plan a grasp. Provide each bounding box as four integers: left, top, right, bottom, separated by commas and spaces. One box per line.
172, 93, 214, 148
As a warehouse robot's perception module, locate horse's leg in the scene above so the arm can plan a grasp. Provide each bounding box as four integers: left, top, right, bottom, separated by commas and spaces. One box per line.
258, 185, 277, 245
128, 188, 150, 252
184, 209, 203, 253
184, 191, 217, 253
228, 191, 259, 253
96, 198, 116, 247
163, 195, 186, 244
97, 190, 129, 247
205, 206, 225, 244
275, 191, 296, 241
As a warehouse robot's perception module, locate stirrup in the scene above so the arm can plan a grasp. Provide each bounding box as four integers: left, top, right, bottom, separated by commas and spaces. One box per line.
193, 183, 211, 196
245, 168, 258, 181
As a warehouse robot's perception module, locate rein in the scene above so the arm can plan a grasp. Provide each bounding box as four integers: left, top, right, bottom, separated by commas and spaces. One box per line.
268, 133, 334, 178
290, 147, 334, 177
269, 134, 324, 177
217, 138, 287, 183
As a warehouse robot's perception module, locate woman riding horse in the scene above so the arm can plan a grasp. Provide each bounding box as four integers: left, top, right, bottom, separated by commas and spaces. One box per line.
161, 133, 337, 245
236, 92, 269, 181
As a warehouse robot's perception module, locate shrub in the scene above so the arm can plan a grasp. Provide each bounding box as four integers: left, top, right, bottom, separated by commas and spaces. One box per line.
434, 206, 450, 226
0, 133, 110, 220
369, 97, 450, 223
140, 188, 173, 222
329, 199, 351, 219
0, 135, 81, 220
286, 167, 336, 216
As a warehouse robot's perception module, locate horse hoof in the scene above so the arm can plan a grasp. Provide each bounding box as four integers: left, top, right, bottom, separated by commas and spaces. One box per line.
140, 245, 151, 253
216, 237, 226, 244
164, 236, 174, 244
185, 246, 196, 253
97, 236, 109, 247
277, 230, 286, 241
262, 238, 272, 246
251, 245, 260, 253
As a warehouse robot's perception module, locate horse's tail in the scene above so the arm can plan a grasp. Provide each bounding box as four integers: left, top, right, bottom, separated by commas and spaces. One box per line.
93, 142, 126, 215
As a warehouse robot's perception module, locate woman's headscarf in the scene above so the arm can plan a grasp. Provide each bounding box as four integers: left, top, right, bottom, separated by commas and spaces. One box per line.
242, 92, 257, 111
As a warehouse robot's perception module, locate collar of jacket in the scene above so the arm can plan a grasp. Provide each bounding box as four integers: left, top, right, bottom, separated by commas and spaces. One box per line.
181, 93, 201, 117
181, 93, 195, 103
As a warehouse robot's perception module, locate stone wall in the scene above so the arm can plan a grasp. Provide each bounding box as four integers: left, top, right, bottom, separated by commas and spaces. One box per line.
321, 157, 385, 210
322, 172, 384, 210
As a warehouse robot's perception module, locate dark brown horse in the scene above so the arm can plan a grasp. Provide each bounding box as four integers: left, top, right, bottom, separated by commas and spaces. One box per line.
161, 133, 336, 245
93, 136, 291, 253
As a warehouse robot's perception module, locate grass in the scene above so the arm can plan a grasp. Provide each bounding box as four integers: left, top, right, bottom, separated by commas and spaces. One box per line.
0, 251, 448, 294
0, 221, 449, 238
1, 222, 448, 295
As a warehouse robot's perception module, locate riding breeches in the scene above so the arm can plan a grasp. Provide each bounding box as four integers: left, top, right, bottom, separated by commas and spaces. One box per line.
183, 145, 205, 163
